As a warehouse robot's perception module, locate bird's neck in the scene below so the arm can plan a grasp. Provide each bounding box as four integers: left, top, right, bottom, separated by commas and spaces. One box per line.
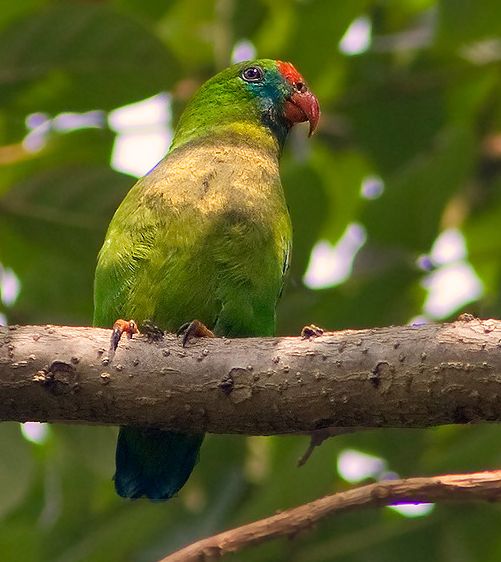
169, 120, 282, 156
169, 119, 285, 158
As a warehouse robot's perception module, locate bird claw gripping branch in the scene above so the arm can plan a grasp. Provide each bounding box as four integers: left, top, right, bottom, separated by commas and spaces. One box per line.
301, 324, 324, 339
139, 320, 165, 343
177, 319, 215, 347
110, 319, 139, 354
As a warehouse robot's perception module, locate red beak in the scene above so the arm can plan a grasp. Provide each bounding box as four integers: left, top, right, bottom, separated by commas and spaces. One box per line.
283, 90, 320, 136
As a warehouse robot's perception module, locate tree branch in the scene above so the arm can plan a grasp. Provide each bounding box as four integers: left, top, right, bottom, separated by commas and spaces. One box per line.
159, 470, 501, 562
1, 316, 501, 433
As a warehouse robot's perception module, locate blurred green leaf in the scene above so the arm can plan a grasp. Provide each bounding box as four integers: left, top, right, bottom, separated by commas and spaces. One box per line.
0, 159, 132, 324
279, 262, 421, 334
282, 155, 330, 278
311, 145, 371, 241
0, 520, 42, 562
160, 0, 216, 68
113, 0, 176, 22
252, 0, 295, 58
0, 424, 34, 519
0, 4, 180, 113
286, 0, 371, 79
438, 0, 501, 47
0, 0, 46, 31
362, 126, 476, 251
345, 53, 447, 174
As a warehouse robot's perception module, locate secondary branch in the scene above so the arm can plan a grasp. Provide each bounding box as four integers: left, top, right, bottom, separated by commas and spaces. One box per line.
1, 316, 501, 433
160, 470, 501, 562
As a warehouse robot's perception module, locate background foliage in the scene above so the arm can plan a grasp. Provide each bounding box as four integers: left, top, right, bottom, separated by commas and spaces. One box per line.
2, 0, 501, 560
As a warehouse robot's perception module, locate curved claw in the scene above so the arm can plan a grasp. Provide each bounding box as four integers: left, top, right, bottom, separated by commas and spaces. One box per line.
177, 319, 215, 347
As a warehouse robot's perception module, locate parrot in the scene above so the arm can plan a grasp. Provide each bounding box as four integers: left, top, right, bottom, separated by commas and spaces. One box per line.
93, 59, 320, 500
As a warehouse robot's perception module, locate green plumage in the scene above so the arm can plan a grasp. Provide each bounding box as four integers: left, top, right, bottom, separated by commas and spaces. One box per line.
94, 59, 301, 500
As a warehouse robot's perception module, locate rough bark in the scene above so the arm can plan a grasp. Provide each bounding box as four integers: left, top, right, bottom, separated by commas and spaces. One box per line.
1, 316, 501, 433
160, 470, 501, 562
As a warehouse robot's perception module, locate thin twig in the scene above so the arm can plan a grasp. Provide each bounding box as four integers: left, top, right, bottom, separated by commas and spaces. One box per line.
160, 470, 501, 562
297, 427, 365, 467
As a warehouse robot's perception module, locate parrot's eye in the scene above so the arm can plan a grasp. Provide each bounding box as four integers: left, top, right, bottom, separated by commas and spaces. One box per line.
242, 66, 264, 82
295, 81, 307, 93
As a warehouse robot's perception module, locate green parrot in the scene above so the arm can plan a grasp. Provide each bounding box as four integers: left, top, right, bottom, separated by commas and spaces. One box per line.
93, 59, 320, 500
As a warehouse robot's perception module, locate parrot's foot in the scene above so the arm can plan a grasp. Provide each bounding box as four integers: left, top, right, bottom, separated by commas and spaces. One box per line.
301, 324, 324, 339
177, 319, 215, 347
140, 320, 165, 343
110, 319, 139, 353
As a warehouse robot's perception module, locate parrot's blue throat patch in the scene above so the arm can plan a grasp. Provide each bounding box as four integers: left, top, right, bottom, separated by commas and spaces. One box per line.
244, 77, 293, 150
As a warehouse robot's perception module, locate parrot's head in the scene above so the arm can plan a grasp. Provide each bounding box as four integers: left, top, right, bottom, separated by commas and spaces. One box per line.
237, 59, 320, 137
171, 59, 320, 151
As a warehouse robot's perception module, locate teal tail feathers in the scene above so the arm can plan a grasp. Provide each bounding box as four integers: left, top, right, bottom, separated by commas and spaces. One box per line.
114, 427, 204, 500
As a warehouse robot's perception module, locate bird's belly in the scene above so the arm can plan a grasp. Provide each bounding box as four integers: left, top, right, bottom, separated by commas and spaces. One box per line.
146, 206, 286, 335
